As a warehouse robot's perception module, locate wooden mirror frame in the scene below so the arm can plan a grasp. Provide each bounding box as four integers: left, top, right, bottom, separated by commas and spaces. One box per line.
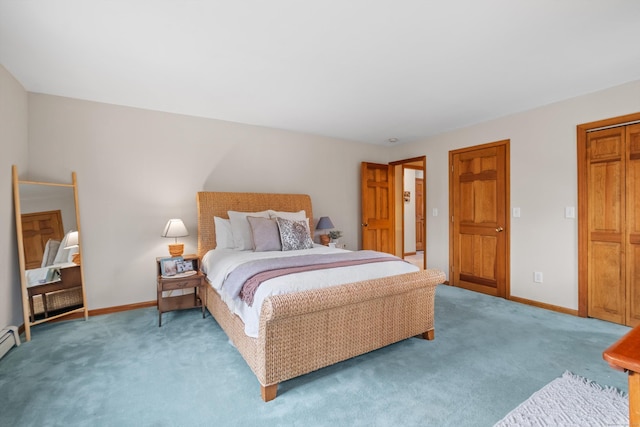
12, 165, 88, 341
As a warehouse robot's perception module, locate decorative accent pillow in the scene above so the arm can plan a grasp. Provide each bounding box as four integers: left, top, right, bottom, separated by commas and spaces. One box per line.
269, 210, 310, 235
247, 217, 282, 251
214, 216, 234, 249
228, 210, 270, 250
41, 239, 61, 267
276, 217, 314, 251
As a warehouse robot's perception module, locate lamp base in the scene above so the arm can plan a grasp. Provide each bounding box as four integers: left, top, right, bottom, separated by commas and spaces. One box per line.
71, 253, 81, 265
168, 243, 184, 257
320, 234, 330, 246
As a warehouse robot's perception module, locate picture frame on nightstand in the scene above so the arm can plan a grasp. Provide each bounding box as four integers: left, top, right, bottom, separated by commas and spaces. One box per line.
159, 257, 182, 277
160, 256, 197, 278
176, 258, 195, 273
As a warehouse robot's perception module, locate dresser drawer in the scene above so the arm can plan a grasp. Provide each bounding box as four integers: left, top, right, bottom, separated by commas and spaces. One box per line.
160, 275, 202, 291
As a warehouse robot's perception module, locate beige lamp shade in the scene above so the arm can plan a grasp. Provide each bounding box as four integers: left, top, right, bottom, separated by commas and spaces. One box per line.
161, 219, 189, 257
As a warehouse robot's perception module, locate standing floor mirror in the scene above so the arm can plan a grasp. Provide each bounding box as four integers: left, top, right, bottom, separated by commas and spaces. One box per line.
12, 165, 88, 341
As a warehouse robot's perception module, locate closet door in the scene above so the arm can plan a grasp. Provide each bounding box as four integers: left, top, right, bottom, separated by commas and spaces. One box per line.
586, 123, 640, 328
587, 128, 626, 324
627, 124, 640, 326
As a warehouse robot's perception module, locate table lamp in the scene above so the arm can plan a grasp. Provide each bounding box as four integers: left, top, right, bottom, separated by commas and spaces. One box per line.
161, 219, 189, 257
316, 216, 334, 245
64, 230, 81, 265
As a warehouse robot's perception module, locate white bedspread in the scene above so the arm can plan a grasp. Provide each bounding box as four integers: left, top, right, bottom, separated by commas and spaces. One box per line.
201, 245, 419, 337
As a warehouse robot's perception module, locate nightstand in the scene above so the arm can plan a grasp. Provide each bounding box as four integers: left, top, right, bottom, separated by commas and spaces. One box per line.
156, 254, 205, 327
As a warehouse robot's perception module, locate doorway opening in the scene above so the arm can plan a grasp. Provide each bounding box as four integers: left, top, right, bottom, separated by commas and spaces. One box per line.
400, 163, 424, 270
361, 156, 426, 270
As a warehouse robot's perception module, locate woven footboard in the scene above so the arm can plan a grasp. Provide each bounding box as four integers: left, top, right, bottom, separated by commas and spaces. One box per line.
204, 268, 445, 401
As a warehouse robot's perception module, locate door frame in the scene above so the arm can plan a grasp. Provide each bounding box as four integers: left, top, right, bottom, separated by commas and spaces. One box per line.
415, 174, 425, 253
402, 164, 425, 256
448, 139, 510, 298
576, 111, 640, 317
390, 156, 427, 269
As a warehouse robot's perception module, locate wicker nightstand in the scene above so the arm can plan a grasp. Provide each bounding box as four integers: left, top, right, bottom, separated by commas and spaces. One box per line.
156, 254, 205, 327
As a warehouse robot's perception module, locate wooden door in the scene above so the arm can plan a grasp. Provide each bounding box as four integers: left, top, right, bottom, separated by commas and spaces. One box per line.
586, 127, 626, 324
21, 210, 64, 269
415, 178, 424, 251
626, 124, 640, 326
361, 162, 394, 254
585, 123, 640, 327
450, 141, 509, 298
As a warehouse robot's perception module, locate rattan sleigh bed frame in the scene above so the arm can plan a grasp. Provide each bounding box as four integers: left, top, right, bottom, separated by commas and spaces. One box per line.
196, 191, 445, 401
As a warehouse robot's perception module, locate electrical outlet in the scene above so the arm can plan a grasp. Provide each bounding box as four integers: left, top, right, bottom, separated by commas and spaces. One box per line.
534, 272, 543, 283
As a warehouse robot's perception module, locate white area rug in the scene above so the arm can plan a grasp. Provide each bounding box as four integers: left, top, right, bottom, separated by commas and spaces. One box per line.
494, 371, 628, 426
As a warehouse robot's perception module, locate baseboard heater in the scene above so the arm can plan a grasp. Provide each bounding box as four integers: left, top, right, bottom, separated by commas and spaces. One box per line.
0, 326, 20, 359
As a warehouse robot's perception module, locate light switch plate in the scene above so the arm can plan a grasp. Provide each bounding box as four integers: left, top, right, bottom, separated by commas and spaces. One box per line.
513, 207, 521, 218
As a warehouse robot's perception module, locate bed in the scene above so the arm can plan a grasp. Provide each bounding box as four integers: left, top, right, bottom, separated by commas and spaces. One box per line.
197, 191, 446, 401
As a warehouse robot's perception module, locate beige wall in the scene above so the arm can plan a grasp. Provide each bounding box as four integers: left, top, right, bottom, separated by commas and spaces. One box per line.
393, 79, 640, 310
26, 93, 390, 310
0, 65, 29, 328
6, 62, 640, 320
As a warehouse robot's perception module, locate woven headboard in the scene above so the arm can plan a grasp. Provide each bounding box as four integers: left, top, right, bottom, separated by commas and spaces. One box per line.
196, 192, 314, 259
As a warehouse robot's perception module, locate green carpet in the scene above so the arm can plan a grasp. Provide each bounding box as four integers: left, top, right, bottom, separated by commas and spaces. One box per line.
0, 285, 630, 426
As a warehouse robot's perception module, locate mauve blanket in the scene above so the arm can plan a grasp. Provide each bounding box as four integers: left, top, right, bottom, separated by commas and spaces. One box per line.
222, 250, 405, 306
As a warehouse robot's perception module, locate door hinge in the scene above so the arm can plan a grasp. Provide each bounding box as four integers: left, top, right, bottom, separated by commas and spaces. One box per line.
451, 215, 454, 222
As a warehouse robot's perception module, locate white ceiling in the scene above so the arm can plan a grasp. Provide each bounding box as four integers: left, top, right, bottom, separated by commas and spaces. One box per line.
1, 1, 639, 145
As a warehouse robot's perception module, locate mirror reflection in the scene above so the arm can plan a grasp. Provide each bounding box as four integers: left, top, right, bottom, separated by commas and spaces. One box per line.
13, 166, 88, 341
20, 184, 78, 270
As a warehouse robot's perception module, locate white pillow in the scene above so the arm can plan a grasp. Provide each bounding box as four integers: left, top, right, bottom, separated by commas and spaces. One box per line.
228, 210, 270, 250
269, 210, 310, 233
268, 210, 306, 221
214, 216, 234, 249
41, 239, 61, 267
